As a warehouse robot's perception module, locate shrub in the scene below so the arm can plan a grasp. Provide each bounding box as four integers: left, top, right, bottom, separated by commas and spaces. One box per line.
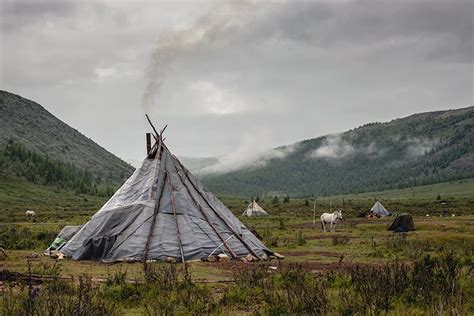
262, 227, 279, 247
101, 283, 141, 305
1, 276, 118, 316
409, 252, 464, 308
0, 226, 55, 250
296, 230, 306, 246
343, 252, 469, 314
386, 234, 434, 258
348, 261, 409, 314
272, 196, 279, 205
264, 264, 329, 315
277, 217, 286, 230
332, 235, 350, 246
142, 263, 220, 315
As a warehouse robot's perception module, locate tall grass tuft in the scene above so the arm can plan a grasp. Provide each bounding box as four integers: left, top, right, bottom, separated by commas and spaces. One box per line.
142, 262, 220, 315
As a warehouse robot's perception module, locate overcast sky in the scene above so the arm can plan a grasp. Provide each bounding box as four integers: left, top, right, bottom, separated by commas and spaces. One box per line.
1, 0, 472, 166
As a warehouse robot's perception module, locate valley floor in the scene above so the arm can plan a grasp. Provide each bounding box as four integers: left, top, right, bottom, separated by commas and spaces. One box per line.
0, 179, 473, 314
2, 215, 473, 276
1, 214, 473, 315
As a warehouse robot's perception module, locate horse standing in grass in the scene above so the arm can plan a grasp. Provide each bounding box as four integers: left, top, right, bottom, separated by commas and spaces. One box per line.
25, 210, 36, 217
320, 210, 343, 232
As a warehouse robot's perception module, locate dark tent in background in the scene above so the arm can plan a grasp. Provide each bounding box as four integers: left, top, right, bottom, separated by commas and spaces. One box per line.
61, 118, 277, 263
388, 214, 415, 232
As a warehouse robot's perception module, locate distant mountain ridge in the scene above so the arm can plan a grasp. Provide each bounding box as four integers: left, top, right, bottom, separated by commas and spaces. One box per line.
200, 106, 474, 197
1, 91, 471, 198
0, 91, 134, 184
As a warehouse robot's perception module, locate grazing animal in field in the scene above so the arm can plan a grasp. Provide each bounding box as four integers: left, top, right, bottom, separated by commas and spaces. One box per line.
321, 210, 343, 232
25, 210, 36, 217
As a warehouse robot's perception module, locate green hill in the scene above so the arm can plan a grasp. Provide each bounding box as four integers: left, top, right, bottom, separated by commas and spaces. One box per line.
0, 142, 116, 197
201, 107, 474, 197
0, 174, 108, 223
0, 91, 134, 185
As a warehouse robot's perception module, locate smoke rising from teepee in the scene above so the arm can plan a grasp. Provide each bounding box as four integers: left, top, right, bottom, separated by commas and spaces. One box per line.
141, 1, 257, 110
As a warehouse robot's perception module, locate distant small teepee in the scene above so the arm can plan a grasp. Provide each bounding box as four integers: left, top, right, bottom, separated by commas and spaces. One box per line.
370, 201, 390, 217
242, 200, 269, 217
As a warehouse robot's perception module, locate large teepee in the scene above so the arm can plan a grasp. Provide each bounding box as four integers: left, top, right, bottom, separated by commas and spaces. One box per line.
61, 119, 275, 262
242, 200, 269, 217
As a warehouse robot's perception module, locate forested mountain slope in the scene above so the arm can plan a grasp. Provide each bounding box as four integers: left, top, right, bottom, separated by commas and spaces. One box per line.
0, 91, 134, 185
200, 107, 474, 197
0, 142, 115, 196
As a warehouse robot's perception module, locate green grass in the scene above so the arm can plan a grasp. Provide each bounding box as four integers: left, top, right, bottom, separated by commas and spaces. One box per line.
320, 178, 474, 200
0, 176, 473, 314
1, 216, 472, 315
0, 175, 107, 224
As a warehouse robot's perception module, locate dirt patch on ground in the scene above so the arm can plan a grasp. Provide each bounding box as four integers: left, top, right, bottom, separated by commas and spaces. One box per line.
282, 250, 342, 258
289, 220, 365, 229
209, 257, 381, 275
305, 234, 355, 240
289, 222, 323, 229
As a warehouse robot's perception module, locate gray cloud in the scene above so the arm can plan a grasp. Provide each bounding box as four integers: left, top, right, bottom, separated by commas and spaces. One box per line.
1, 0, 472, 165
1, 0, 78, 32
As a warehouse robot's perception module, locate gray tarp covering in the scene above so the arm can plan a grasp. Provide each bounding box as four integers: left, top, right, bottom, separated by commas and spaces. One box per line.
45, 225, 83, 253
370, 201, 390, 217
62, 146, 273, 262
242, 201, 269, 217
58, 225, 83, 240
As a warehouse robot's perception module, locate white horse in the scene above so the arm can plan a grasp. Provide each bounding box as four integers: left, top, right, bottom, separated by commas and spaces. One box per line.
320, 210, 343, 232
25, 210, 36, 217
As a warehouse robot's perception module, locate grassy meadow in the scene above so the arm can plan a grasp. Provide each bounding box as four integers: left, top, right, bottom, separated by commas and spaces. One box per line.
0, 178, 473, 315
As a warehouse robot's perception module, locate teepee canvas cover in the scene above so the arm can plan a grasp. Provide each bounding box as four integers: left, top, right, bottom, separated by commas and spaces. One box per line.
370, 201, 390, 217
242, 201, 269, 217
61, 125, 274, 263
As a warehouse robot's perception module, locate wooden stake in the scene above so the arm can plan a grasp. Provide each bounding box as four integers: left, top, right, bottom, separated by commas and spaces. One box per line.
312, 198, 317, 228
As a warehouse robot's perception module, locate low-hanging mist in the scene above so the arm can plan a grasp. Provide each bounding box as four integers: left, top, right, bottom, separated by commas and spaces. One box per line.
194, 131, 299, 175
197, 107, 473, 197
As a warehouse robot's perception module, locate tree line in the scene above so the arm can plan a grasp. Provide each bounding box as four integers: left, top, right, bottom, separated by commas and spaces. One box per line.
0, 141, 116, 197
202, 108, 473, 197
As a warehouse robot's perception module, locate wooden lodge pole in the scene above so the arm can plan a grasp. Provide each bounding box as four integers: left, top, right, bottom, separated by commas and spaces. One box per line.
312, 198, 317, 228
146, 133, 152, 157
